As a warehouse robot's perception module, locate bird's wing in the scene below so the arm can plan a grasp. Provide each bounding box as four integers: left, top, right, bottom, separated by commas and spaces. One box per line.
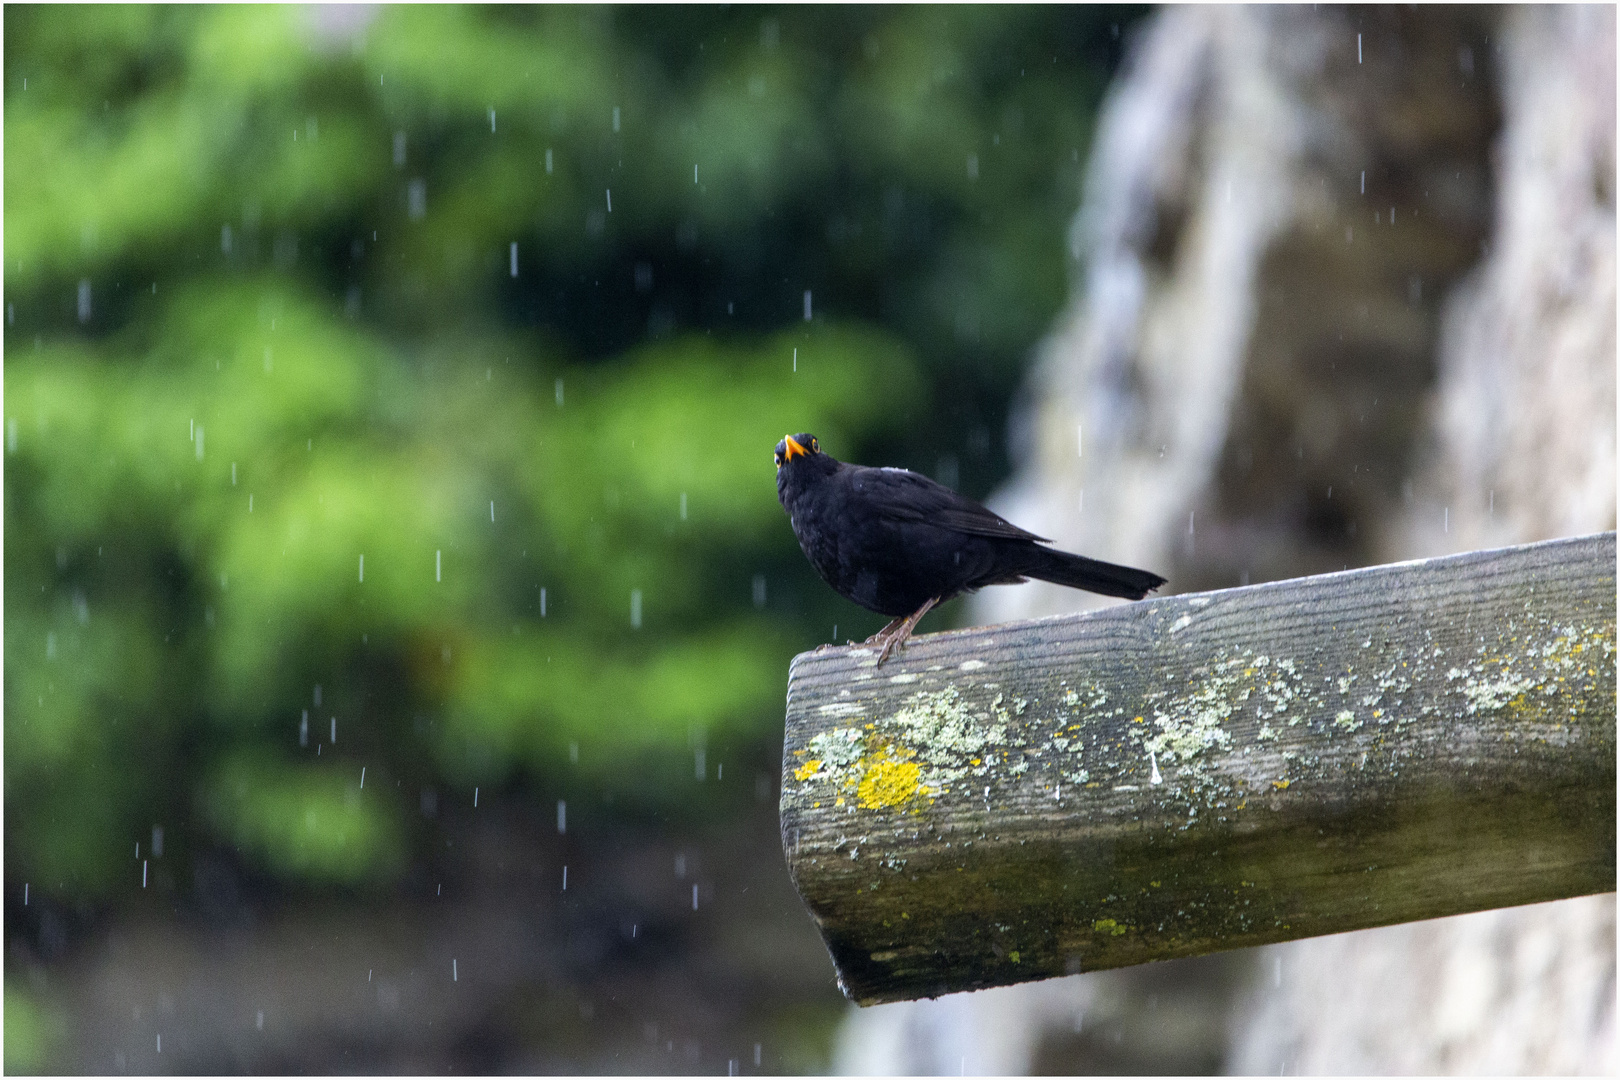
849, 465, 1050, 542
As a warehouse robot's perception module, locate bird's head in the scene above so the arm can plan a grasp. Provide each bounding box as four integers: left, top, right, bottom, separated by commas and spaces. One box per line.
774, 432, 822, 471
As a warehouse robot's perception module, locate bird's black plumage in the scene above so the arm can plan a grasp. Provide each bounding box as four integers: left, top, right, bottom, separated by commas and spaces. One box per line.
774, 433, 1166, 662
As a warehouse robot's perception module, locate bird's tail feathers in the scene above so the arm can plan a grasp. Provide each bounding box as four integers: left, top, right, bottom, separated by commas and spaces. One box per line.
1022, 546, 1167, 600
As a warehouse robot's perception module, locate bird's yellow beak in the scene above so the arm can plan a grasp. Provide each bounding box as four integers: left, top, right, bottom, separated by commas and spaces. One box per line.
782, 435, 807, 462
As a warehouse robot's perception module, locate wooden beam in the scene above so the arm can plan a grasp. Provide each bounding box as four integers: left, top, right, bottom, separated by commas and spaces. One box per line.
779, 533, 1616, 1005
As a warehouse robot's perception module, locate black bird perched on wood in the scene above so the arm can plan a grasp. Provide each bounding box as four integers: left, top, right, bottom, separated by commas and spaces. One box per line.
775, 433, 1166, 664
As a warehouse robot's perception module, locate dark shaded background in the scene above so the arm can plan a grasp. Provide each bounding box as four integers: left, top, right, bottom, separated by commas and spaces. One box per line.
4, 5, 1144, 1071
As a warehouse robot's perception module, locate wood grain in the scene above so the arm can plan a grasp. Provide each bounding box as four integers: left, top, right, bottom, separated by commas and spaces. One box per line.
780, 533, 1617, 1004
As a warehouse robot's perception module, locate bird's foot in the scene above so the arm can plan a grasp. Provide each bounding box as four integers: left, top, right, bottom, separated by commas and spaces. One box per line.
872, 597, 940, 666
861, 616, 908, 646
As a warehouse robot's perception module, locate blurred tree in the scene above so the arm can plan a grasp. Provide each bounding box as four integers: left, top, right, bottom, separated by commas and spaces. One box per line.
3, 4, 1138, 1062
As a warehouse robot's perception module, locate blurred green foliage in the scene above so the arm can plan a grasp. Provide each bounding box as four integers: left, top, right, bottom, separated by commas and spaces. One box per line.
4, 3, 1134, 916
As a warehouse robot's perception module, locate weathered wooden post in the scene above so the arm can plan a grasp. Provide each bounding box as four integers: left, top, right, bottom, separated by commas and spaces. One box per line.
779, 533, 1617, 1005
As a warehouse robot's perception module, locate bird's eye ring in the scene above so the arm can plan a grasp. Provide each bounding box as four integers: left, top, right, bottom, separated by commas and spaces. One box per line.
809, 437, 819, 452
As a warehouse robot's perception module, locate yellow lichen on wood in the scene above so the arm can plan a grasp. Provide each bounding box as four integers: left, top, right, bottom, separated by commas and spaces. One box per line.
857, 754, 922, 810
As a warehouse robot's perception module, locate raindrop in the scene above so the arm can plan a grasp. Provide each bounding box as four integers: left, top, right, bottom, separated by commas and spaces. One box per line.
692, 884, 699, 910
77, 279, 92, 323
248, 494, 254, 512
555, 377, 564, 407
359, 554, 365, 582
1360, 170, 1365, 195
23, 884, 27, 906
631, 589, 642, 629
1077, 423, 1083, 458
1443, 507, 1449, 533
156, 1035, 161, 1054
142, 860, 148, 888
195, 425, 204, 461
256, 1011, 264, 1030
489, 107, 496, 133
1188, 511, 1195, 536
408, 178, 426, 220
755, 1044, 762, 1066
679, 493, 688, 520
453, 958, 458, 981
509, 242, 518, 278
360, 767, 366, 789
695, 747, 706, 781
393, 130, 406, 167
803, 290, 812, 321
45, 632, 56, 660
330, 716, 337, 743
540, 587, 547, 616
606, 189, 612, 213
300, 711, 309, 747
545, 148, 553, 174
436, 550, 442, 582
562, 865, 568, 890
231, 462, 237, 485
557, 800, 567, 834
612, 106, 621, 133
473, 787, 478, 808
490, 500, 496, 523
6, 418, 16, 453
752, 574, 767, 608
152, 826, 164, 857
1357, 32, 1362, 63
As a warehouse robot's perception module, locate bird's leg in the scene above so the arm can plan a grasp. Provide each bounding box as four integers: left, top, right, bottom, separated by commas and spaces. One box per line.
861, 615, 909, 646
874, 596, 939, 666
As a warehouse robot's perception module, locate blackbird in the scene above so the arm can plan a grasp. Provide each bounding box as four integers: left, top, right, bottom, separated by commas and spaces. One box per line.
775, 433, 1166, 664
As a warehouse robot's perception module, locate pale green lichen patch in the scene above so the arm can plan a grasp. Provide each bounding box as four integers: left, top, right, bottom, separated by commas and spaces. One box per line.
791, 686, 1031, 814
890, 687, 1011, 789
1441, 618, 1615, 720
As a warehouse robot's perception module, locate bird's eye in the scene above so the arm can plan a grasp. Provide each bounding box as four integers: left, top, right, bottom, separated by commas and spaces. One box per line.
809, 438, 819, 452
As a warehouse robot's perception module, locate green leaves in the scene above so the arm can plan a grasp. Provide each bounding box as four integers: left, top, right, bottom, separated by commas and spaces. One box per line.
4, 5, 1126, 899
201, 753, 405, 884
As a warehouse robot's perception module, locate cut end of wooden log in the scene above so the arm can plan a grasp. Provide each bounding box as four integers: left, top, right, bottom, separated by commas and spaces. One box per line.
779, 533, 1618, 1005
